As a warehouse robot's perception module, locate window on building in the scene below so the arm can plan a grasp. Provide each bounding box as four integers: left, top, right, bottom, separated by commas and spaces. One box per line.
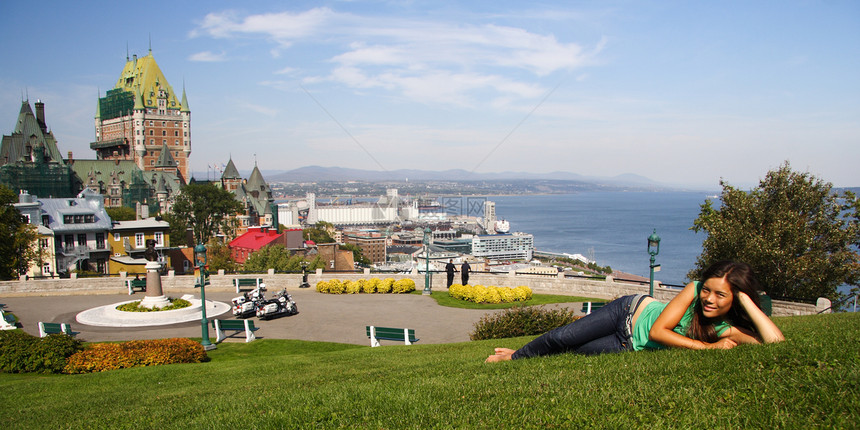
43, 263, 51, 274
41, 215, 49, 227
114, 233, 120, 242
162, 131, 166, 136
135, 233, 144, 248
154, 232, 163, 246
96, 233, 105, 250
149, 121, 153, 126
77, 234, 86, 247
39, 238, 49, 248
149, 130, 153, 135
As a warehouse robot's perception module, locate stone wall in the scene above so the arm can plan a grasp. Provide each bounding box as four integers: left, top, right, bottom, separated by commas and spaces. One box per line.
0, 270, 818, 316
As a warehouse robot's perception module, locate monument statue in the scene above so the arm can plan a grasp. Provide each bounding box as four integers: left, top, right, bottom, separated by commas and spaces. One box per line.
144, 239, 158, 262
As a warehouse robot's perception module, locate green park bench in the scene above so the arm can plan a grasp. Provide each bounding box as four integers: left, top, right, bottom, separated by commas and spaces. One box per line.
366, 325, 418, 347
580, 302, 607, 315
234, 278, 263, 293
0, 308, 16, 330
38, 322, 79, 337
212, 319, 259, 343
760, 293, 772, 316
126, 278, 147, 295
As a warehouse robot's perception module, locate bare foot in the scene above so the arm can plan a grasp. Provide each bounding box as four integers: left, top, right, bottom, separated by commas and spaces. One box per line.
485, 347, 515, 362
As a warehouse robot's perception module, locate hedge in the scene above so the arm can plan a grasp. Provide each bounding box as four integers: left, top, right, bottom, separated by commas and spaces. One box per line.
449, 284, 533, 304
316, 278, 415, 294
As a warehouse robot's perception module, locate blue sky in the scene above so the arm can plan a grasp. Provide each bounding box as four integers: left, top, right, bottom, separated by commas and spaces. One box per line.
1, 1, 858, 188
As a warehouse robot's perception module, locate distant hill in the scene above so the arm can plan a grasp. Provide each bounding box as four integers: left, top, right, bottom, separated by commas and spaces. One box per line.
261, 166, 662, 187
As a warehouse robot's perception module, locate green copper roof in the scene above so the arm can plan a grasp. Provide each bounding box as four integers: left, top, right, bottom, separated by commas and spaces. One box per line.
111, 52, 185, 112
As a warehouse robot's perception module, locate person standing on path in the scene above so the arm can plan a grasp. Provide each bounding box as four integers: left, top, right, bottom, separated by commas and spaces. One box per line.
461, 261, 471, 286
445, 259, 456, 288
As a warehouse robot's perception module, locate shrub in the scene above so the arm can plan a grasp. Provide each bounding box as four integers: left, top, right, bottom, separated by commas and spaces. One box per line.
378, 278, 394, 293
317, 278, 413, 294
470, 305, 580, 340
362, 278, 380, 293
64, 338, 208, 374
392, 278, 416, 293
0, 330, 84, 374
450, 284, 532, 304
344, 280, 362, 294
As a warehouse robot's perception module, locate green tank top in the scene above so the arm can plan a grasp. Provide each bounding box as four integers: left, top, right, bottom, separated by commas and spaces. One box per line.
631, 282, 732, 351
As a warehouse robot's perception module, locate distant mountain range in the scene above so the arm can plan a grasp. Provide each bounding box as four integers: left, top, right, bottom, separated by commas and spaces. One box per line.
259, 166, 661, 186
191, 165, 673, 188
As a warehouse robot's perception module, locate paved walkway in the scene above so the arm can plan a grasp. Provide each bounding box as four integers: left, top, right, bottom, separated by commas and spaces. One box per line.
1, 288, 578, 346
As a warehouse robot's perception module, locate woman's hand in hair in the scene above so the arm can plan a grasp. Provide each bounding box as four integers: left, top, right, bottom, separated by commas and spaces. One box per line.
736, 291, 785, 344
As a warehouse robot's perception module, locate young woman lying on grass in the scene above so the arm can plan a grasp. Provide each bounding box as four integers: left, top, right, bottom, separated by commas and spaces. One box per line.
486, 260, 784, 362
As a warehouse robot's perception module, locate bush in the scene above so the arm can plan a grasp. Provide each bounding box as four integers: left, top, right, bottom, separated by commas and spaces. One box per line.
450, 284, 532, 304
64, 338, 208, 374
316, 278, 411, 294
470, 305, 580, 340
0, 330, 84, 374
392, 279, 416, 293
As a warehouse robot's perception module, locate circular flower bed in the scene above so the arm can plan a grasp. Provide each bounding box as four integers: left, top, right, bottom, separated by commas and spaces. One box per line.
116, 298, 192, 312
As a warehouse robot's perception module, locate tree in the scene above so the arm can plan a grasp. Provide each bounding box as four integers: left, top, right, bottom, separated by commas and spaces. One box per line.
106, 206, 136, 221
243, 245, 323, 273
169, 183, 244, 245
0, 185, 38, 279
206, 240, 238, 273
162, 212, 190, 247
304, 222, 335, 244
340, 243, 370, 266
689, 162, 860, 302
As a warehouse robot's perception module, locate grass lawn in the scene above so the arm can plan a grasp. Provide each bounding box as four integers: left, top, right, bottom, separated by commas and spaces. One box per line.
0, 313, 857, 428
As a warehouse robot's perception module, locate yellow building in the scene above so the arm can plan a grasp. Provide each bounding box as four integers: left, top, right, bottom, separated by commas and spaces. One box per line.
108, 218, 170, 275
26, 225, 57, 278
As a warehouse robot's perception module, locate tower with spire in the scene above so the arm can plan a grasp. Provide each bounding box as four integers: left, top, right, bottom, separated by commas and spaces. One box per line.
91, 49, 191, 182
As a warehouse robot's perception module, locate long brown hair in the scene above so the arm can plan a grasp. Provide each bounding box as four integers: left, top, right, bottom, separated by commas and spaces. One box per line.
687, 261, 762, 342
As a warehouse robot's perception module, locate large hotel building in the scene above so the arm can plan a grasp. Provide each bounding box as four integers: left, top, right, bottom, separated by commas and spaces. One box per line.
91, 50, 191, 182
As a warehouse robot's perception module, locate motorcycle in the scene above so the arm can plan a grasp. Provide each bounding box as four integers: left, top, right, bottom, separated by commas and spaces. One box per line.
231, 285, 266, 318
256, 288, 298, 320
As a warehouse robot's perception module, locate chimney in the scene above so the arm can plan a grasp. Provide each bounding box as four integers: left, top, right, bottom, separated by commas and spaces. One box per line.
35, 100, 46, 133
67, 151, 73, 165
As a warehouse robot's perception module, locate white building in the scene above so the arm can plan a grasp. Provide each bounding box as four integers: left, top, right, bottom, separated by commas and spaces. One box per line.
471, 232, 534, 261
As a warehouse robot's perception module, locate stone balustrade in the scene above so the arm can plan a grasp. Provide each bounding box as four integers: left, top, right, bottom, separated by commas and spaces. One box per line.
0, 270, 820, 316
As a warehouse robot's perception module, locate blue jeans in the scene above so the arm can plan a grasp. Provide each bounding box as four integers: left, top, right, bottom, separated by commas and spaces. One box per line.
512, 295, 642, 359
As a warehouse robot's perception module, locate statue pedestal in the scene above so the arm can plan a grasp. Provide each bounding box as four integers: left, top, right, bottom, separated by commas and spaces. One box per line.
140, 261, 170, 309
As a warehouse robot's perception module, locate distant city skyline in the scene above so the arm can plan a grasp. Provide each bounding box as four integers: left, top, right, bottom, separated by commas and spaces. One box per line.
1, 1, 858, 188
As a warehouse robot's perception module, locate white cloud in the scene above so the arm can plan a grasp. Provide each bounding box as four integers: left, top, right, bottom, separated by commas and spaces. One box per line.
191, 8, 335, 45
188, 51, 227, 62
189, 8, 600, 108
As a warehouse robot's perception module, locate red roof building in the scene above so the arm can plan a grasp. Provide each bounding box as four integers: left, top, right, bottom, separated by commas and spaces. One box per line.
229, 226, 285, 264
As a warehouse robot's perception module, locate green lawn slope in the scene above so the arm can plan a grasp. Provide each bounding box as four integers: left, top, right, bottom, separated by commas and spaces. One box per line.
0, 313, 857, 429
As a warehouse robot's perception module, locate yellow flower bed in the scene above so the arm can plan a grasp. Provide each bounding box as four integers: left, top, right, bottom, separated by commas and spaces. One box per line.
316, 278, 415, 294
449, 284, 532, 304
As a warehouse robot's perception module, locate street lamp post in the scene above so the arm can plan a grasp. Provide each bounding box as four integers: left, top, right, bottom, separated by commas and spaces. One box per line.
647, 229, 661, 297
423, 227, 432, 295
300, 261, 310, 288
194, 243, 215, 350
